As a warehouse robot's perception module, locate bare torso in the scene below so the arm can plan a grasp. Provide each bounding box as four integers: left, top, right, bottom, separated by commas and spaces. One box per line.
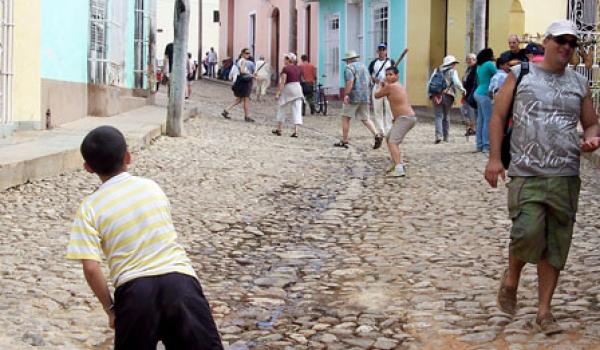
383, 82, 415, 119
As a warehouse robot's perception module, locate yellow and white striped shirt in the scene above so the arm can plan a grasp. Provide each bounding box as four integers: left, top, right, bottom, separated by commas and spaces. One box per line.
66, 172, 196, 287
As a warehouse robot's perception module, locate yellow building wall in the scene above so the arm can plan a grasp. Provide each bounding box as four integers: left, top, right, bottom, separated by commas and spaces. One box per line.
521, 0, 567, 36
488, 0, 513, 57
13, 0, 42, 127
407, 0, 432, 106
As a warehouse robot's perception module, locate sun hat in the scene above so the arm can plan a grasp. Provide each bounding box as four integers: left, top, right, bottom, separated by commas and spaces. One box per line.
341, 50, 360, 61
284, 53, 297, 62
545, 19, 578, 37
442, 55, 459, 67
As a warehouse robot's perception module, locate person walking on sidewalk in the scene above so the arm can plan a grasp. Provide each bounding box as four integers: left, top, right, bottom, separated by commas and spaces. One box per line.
66, 126, 224, 349
208, 47, 218, 78
374, 66, 416, 178
485, 19, 600, 335
461, 53, 478, 136
427, 55, 466, 143
222, 48, 255, 122
186, 53, 195, 99
369, 42, 395, 138
334, 51, 382, 149
299, 54, 317, 114
474, 48, 497, 153
254, 56, 272, 102
273, 53, 304, 138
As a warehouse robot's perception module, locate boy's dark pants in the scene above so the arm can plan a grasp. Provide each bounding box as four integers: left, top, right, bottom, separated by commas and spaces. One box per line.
114, 273, 223, 350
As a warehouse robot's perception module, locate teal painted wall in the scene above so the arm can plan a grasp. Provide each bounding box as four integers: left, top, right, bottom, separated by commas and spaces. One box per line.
41, 0, 89, 83
318, 0, 407, 88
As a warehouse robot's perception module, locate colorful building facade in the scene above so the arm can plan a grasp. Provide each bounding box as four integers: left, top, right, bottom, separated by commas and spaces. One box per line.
1, 0, 157, 137
218, 0, 319, 81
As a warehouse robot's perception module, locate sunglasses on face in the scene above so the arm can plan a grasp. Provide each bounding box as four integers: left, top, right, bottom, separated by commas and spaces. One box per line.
552, 36, 579, 48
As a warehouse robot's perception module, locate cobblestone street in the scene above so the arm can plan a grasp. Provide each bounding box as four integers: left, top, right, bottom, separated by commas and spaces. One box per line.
2, 80, 600, 349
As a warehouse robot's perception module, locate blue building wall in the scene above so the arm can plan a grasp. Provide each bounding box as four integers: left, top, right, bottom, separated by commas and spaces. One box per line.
318, 0, 407, 89
40, 0, 89, 83
125, 0, 136, 89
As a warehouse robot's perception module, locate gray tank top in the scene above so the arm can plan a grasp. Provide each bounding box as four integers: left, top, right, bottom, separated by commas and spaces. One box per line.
508, 64, 589, 177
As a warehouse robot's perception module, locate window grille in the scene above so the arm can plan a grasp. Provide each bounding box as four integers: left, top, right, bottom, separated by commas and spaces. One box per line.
89, 0, 108, 84
89, 0, 126, 86
134, 0, 149, 89
371, 4, 389, 57
0, 0, 14, 129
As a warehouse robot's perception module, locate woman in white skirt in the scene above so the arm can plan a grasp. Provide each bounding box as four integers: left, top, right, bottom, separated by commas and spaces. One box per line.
273, 53, 304, 137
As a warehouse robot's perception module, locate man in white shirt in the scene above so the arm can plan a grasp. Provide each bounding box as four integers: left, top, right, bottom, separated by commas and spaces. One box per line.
208, 47, 218, 78
369, 43, 396, 147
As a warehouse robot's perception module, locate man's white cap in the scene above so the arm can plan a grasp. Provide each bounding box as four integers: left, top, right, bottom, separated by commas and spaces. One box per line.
545, 19, 578, 37
442, 55, 459, 67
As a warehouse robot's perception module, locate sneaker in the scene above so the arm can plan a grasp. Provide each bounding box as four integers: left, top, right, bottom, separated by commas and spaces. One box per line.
386, 167, 406, 178
536, 314, 562, 336
373, 134, 384, 150
434, 138, 442, 144
244, 117, 255, 123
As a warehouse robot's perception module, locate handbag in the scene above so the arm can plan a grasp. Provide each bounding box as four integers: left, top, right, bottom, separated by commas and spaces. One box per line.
501, 62, 529, 169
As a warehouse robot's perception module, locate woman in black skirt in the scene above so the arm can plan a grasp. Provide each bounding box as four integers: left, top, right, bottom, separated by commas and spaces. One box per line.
222, 48, 255, 122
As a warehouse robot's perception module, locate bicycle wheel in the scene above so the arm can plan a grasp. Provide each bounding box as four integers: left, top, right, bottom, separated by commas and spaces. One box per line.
320, 91, 328, 116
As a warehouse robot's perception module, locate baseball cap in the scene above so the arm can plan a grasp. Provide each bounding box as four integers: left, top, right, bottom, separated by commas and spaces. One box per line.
545, 19, 578, 37
377, 42, 387, 50
524, 43, 544, 56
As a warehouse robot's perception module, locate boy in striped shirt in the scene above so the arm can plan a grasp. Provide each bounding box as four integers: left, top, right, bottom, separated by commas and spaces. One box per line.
66, 126, 223, 349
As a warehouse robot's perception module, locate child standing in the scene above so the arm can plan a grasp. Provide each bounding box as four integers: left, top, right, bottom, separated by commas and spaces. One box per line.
66, 126, 223, 350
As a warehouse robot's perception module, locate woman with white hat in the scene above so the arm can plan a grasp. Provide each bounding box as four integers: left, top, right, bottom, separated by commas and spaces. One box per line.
427, 55, 466, 143
273, 53, 304, 137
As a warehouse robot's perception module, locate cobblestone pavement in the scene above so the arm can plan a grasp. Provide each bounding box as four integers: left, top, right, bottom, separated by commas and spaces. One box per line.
2, 80, 600, 349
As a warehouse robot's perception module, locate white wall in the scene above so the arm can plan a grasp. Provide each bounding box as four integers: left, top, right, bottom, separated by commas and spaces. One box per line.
156, 0, 220, 66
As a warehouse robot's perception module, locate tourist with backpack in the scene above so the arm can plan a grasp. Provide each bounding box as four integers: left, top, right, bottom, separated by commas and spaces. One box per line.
427, 55, 466, 144
473, 48, 497, 153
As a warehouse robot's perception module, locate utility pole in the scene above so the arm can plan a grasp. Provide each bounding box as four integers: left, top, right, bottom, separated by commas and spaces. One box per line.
198, 0, 203, 79
472, 0, 486, 53
166, 0, 190, 137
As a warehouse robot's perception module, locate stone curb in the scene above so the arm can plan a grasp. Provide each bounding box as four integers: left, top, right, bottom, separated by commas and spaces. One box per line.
0, 104, 199, 192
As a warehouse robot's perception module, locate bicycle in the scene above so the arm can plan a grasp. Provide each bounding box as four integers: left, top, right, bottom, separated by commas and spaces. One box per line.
314, 77, 328, 116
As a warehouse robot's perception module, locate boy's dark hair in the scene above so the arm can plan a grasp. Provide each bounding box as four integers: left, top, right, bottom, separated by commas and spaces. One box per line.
301, 54, 309, 62
81, 126, 127, 176
386, 66, 399, 75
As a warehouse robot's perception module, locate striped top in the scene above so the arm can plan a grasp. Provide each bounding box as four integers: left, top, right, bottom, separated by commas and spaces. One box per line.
66, 172, 196, 287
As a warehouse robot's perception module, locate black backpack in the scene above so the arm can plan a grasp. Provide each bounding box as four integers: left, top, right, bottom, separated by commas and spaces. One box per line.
501, 62, 530, 169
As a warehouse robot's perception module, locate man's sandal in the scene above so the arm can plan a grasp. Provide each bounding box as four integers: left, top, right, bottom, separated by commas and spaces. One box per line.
535, 313, 562, 336
333, 140, 349, 149
497, 269, 517, 315
272, 129, 282, 136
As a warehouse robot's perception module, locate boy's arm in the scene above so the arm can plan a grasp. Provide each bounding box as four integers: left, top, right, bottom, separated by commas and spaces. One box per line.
82, 260, 115, 329
374, 83, 388, 99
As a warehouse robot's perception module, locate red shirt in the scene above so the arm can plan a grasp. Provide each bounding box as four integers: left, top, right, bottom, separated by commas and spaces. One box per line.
282, 65, 302, 84
299, 63, 317, 83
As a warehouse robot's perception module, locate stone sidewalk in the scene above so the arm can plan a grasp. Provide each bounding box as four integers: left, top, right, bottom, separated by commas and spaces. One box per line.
1, 80, 600, 350
0, 100, 198, 192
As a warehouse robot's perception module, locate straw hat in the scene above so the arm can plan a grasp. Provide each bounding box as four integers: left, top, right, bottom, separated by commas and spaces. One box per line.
341, 50, 360, 61
442, 55, 459, 67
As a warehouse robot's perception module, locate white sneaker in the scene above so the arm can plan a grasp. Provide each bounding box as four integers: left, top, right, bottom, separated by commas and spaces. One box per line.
386, 167, 406, 177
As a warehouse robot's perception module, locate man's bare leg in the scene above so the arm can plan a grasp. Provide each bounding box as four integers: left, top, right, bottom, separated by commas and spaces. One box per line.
506, 253, 526, 290
387, 140, 401, 165
361, 119, 378, 136
537, 259, 560, 318
342, 116, 351, 143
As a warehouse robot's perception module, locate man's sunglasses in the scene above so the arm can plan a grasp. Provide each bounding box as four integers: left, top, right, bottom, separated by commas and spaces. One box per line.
552, 36, 579, 48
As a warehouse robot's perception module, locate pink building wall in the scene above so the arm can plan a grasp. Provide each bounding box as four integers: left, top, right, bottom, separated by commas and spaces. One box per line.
219, 0, 319, 78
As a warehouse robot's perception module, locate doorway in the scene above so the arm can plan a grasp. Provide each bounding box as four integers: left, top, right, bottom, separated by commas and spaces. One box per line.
325, 14, 340, 91
429, 0, 448, 69
249, 13, 256, 57
347, 1, 363, 60
305, 5, 311, 59
271, 8, 280, 83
